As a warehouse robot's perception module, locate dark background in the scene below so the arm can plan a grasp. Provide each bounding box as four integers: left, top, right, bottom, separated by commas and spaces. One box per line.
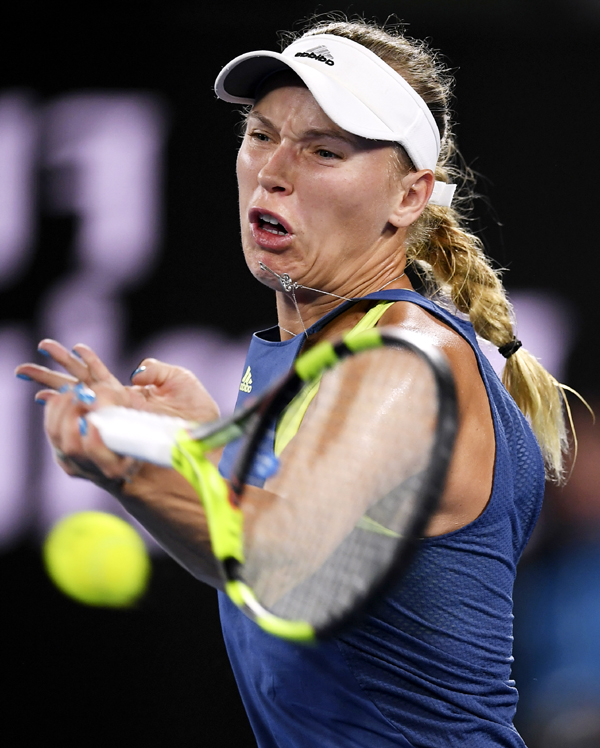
2, 1, 599, 745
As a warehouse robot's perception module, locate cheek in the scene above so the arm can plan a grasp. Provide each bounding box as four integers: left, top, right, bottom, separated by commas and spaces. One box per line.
236, 146, 259, 200
236, 149, 249, 197
236, 157, 257, 240
315, 175, 393, 233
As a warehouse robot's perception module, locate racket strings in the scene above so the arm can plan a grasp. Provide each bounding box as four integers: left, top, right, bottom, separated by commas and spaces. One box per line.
239, 347, 439, 628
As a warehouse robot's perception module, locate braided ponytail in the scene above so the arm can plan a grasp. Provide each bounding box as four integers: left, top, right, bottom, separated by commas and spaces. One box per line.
289, 17, 569, 482
409, 192, 567, 483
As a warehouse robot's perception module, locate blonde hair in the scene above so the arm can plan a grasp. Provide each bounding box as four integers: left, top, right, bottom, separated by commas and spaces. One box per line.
284, 17, 568, 482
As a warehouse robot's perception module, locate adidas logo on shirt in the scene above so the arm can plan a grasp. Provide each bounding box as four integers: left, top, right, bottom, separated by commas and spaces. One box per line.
294, 45, 334, 66
239, 366, 253, 393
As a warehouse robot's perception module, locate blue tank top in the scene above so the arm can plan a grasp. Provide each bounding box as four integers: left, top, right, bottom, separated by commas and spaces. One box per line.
218, 290, 544, 748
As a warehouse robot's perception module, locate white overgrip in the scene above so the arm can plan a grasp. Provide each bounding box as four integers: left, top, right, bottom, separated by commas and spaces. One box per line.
88, 406, 190, 467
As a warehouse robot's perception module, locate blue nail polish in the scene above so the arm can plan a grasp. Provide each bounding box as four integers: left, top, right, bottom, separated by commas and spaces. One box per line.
58, 384, 72, 393
74, 382, 96, 404
37, 348, 51, 357
16, 373, 32, 381
130, 365, 146, 381
71, 349, 84, 360
35, 398, 46, 405
79, 417, 88, 436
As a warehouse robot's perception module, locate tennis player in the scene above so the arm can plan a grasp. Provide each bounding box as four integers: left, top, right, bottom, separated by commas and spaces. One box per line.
17, 18, 568, 747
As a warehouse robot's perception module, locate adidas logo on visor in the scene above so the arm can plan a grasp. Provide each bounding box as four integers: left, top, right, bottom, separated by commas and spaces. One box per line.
294, 44, 334, 66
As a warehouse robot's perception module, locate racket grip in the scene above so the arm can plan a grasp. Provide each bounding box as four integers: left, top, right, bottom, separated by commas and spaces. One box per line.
88, 406, 191, 467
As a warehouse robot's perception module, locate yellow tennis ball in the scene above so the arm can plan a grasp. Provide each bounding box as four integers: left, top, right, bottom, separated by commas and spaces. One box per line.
43, 511, 151, 607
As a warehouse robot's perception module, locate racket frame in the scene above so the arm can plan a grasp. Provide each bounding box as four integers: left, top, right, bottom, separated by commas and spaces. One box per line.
217, 327, 457, 641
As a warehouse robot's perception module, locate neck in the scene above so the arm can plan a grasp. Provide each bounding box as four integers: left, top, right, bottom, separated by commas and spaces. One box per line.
272, 264, 412, 339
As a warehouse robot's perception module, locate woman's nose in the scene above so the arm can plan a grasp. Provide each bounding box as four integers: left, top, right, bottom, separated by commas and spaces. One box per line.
257, 145, 294, 194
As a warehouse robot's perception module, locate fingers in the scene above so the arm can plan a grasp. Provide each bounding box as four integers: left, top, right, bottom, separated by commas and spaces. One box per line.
17, 339, 123, 410
34, 388, 59, 406
130, 357, 219, 422
44, 387, 137, 484
18, 340, 142, 487
37, 339, 94, 382
44, 387, 88, 457
31, 339, 118, 386
72, 343, 119, 384
78, 415, 141, 481
15, 368, 98, 408
15, 363, 79, 391
129, 358, 172, 387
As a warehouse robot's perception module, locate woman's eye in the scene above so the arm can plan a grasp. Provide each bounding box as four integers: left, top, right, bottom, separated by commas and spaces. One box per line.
316, 149, 340, 159
250, 131, 270, 142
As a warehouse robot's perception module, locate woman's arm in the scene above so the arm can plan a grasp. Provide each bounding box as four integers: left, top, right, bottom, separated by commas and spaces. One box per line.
16, 339, 225, 588
378, 302, 496, 536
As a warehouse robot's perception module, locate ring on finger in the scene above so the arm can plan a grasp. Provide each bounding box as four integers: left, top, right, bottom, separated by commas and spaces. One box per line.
73, 382, 96, 404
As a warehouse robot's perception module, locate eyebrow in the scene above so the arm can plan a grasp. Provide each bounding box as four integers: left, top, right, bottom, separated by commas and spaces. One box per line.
247, 110, 361, 147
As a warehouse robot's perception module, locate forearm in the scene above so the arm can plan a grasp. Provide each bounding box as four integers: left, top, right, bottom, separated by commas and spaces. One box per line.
112, 463, 225, 590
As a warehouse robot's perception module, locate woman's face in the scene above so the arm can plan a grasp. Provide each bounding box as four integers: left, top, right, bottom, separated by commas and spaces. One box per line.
236, 79, 410, 296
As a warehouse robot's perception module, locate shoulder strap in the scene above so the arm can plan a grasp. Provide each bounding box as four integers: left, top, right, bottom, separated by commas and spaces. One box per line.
274, 301, 393, 456
344, 300, 395, 340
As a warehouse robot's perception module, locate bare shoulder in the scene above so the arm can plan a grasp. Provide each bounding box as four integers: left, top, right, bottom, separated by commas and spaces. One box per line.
379, 301, 477, 378
379, 300, 496, 536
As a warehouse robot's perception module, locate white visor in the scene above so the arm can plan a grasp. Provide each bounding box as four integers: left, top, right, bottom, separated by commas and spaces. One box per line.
215, 34, 456, 207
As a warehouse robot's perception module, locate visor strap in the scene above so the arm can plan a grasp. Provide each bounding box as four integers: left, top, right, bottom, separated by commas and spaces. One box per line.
429, 181, 456, 207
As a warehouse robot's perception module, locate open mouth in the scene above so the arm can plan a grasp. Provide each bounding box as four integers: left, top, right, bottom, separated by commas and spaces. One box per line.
258, 213, 288, 235
250, 208, 291, 237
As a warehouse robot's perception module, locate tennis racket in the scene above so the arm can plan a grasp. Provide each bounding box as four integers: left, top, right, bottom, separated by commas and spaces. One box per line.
88, 327, 457, 642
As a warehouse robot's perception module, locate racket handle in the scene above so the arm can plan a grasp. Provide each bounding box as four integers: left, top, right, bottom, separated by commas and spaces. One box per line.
88, 406, 191, 467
